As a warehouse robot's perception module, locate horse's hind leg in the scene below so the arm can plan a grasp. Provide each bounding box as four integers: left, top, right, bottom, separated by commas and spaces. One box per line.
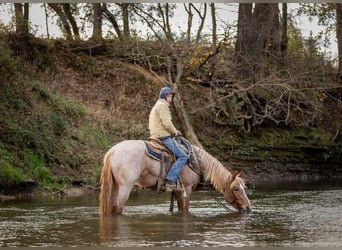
112, 183, 133, 215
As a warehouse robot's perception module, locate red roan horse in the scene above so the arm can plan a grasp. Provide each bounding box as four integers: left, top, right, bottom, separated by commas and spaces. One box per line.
99, 140, 251, 215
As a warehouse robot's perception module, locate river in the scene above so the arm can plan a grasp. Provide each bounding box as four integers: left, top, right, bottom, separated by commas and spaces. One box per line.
0, 178, 341, 247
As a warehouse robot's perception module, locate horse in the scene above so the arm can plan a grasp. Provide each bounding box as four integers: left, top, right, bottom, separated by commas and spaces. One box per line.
99, 139, 251, 215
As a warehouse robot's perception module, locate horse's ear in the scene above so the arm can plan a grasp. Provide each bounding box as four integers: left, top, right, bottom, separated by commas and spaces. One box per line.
231, 171, 242, 181
231, 172, 238, 181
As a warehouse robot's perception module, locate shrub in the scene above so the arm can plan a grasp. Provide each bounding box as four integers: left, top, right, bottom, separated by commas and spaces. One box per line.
0, 161, 25, 187
0, 40, 20, 82
23, 150, 52, 184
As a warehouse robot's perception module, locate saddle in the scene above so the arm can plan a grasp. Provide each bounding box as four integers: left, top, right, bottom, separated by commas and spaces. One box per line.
144, 137, 168, 161
144, 137, 201, 192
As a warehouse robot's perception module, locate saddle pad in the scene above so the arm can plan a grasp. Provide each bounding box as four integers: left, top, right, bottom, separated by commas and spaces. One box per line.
144, 141, 162, 161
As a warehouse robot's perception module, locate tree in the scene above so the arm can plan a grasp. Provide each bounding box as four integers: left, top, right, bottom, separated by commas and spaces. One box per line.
280, 3, 288, 60
101, 3, 132, 41
102, 3, 123, 40
235, 3, 253, 60
62, 4, 80, 40
297, 3, 340, 80
121, 3, 130, 38
131, 3, 207, 147
92, 3, 102, 40
48, 3, 79, 40
14, 3, 29, 34
336, 3, 342, 83
210, 3, 217, 50
132, 3, 175, 42
235, 3, 281, 80
210, 3, 217, 81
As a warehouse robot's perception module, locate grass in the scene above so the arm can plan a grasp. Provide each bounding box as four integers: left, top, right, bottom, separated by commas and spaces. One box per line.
0, 161, 25, 187
0, 44, 111, 189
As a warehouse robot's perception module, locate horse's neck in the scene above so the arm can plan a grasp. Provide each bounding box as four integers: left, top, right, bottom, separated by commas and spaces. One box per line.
194, 146, 231, 192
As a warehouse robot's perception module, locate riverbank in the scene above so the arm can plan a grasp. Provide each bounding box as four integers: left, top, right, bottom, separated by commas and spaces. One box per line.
0, 36, 341, 195
1, 166, 341, 201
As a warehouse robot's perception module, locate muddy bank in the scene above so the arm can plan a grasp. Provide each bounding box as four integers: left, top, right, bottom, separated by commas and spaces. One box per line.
239, 162, 342, 186
0, 184, 97, 201
1, 165, 341, 201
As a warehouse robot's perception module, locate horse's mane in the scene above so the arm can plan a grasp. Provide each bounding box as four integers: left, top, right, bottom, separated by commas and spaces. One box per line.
194, 146, 232, 192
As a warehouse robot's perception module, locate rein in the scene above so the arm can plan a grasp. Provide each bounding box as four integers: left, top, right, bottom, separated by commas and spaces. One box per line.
174, 137, 201, 176
208, 187, 234, 212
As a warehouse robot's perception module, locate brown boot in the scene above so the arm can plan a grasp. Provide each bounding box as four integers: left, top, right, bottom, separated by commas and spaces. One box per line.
165, 181, 177, 191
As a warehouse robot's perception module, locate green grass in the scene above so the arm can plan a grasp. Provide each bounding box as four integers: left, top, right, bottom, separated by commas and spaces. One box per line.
0, 82, 109, 189
0, 161, 25, 187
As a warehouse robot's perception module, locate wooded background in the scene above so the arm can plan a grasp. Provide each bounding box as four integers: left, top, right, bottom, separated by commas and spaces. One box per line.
0, 3, 341, 189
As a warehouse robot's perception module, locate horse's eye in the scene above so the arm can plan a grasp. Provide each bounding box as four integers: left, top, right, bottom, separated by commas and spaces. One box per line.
234, 188, 239, 192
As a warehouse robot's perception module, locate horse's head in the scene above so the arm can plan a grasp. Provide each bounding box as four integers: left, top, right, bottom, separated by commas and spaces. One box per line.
223, 172, 251, 212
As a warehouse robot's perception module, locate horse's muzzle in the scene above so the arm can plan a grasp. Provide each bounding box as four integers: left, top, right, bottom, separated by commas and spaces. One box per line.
240, 206, 251, 212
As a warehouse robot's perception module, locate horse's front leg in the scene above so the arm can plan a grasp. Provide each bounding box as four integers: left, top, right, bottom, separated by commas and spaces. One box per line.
175, 188, 192, 213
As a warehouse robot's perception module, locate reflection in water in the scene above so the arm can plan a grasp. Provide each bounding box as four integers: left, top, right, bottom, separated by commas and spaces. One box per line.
99, 207, 249, 247
1, 179, 342, 247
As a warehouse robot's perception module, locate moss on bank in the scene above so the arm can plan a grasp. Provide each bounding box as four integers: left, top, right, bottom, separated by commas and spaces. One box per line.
0, 40, 109, 191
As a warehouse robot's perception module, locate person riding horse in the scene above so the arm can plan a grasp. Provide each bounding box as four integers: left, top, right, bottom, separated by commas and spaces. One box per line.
148, 87, 190, 191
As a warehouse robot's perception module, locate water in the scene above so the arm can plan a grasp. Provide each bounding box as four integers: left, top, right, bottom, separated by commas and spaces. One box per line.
1, 179, 342, 247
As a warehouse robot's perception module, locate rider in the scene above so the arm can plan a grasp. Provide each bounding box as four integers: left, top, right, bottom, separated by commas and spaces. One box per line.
148, 86, 189, 191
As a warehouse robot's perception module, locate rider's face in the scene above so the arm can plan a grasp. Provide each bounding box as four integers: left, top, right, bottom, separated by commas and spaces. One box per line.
166, 93, 174, 103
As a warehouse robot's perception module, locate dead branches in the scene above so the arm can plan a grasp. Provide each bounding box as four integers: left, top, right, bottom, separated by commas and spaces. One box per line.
192, 72, 336, 133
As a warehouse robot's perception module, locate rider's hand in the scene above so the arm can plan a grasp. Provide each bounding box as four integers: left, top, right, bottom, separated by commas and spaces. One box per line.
174, 130, 182, 136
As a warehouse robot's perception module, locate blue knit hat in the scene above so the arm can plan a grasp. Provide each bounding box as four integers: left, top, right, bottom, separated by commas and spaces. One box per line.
159, 87, 175, 100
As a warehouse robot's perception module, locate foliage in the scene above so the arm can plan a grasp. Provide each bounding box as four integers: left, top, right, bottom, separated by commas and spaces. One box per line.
0, 143, 25, 187
23, 149, 52, 185
0, 37, 111, 189
296, 3, 336, 51
82, 166, 102, 186
183, 23, 338, 133
0, 38, 20, 82
0, 160, 25, 187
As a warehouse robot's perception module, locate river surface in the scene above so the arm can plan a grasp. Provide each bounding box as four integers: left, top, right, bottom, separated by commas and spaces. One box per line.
0, 178, 342, 247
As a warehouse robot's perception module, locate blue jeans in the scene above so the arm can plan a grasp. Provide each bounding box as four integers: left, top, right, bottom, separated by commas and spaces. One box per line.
160, 137, 189, 183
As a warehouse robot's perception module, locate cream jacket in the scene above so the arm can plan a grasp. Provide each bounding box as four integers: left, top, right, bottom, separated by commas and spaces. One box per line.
149, 98, 178, 138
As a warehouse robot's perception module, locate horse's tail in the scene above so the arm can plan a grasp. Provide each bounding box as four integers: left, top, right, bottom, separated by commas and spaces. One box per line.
99, 148, 115, 216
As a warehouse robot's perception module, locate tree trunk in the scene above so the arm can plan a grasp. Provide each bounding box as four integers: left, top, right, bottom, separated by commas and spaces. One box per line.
210, 3, 217, 80
253, 3, 280, 76
122, 3, 130, 38
235, 3, 280, 80
92, 3, 103, 40
173, 97, 203, 148
14, 3, 29, 34
235, 3, 253, 75
268, 4, 281, 58
23, 3, 29, 30
184, 3, 193, 43
336, 3, 342, 83
102, 3, 123, 41
211, 3, 217, 50
173, 87, 203, 148
193, 3, 207, 44
159, 3, 173, 41
253, 4, 271, 68
170, 56, 203, 148
280, 3, 288, 60
62, 4, 80, 40
48, 3, 73, 40
43, 3, 50, 38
